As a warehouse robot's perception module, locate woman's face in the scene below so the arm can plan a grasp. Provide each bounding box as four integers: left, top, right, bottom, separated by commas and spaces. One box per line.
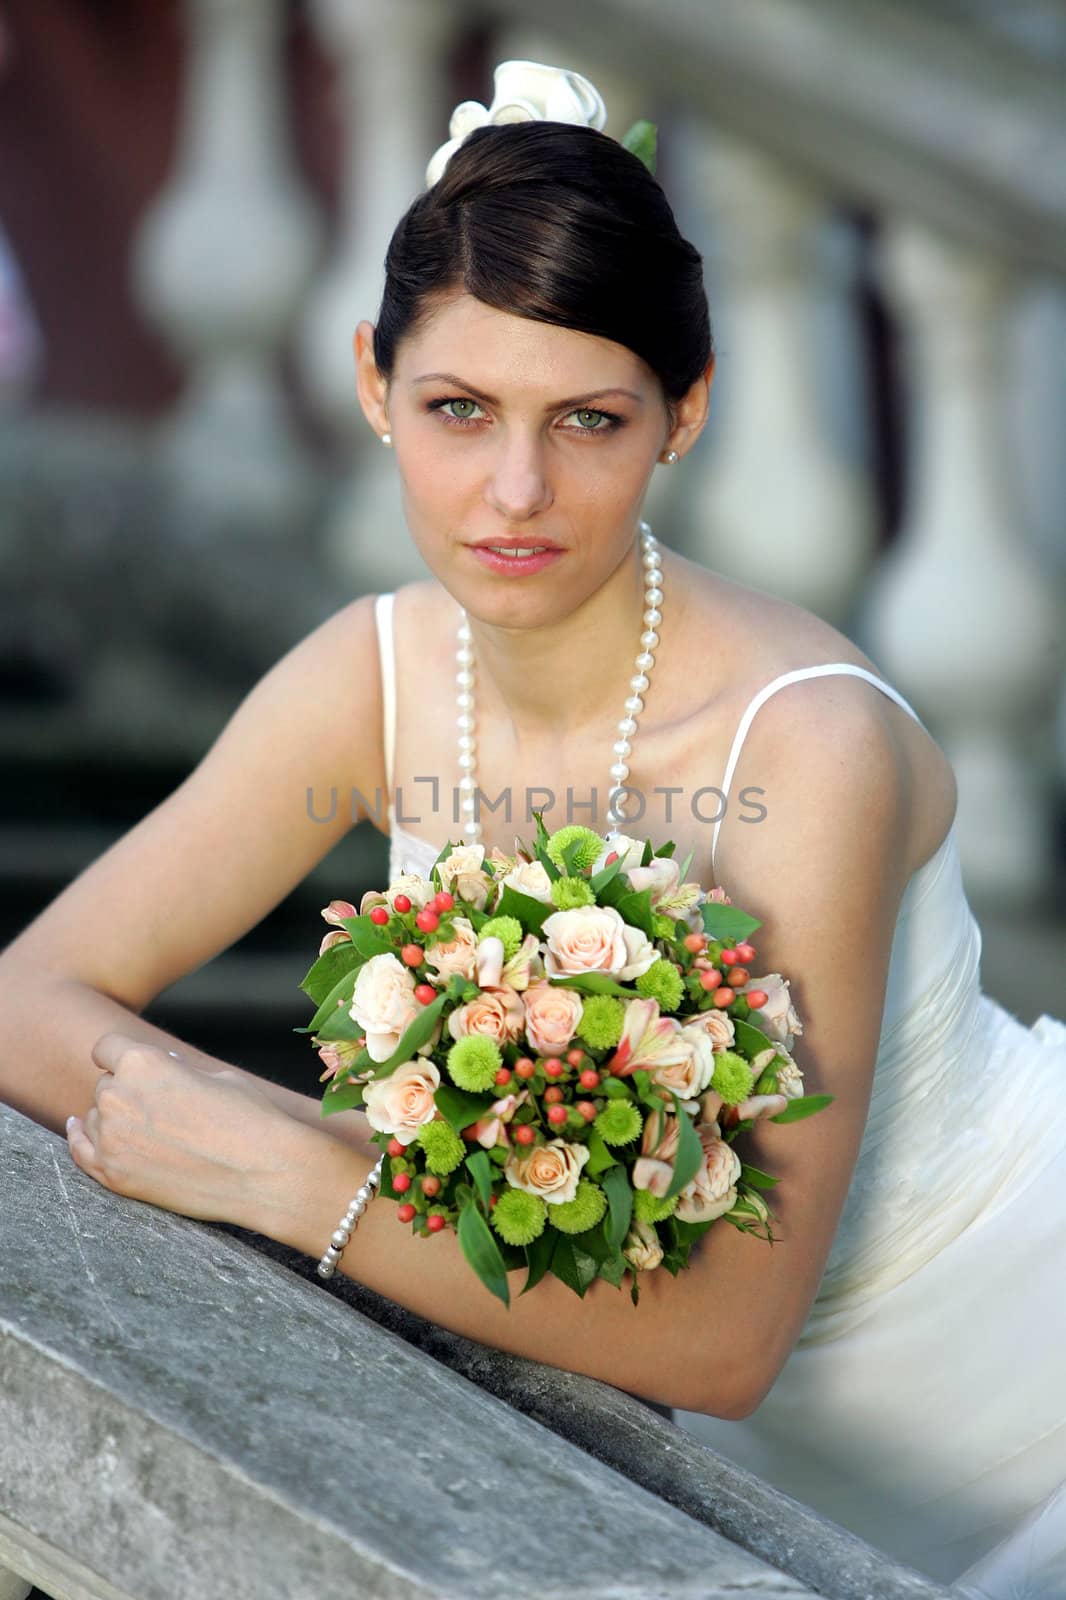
358, 292, 675, 621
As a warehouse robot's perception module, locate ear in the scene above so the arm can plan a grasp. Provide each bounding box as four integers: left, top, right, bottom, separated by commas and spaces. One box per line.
353, 321, 391, 441
662, 354, 715, 462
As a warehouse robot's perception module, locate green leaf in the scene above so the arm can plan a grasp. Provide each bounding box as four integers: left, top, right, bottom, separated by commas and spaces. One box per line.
495, 883, 551, 935
304, 963, 362, 1036
622, 119, 657, 174
601, 1163, 634, 1251
339, 914, 395, 961
662, 1096, 704, 1200
520, 1225, 556, 1296
319, 1081, 367, 1117
612, 887, 656, 940
589, 849, 627, 895
732, 1017, 777, 1060
549, 1234, 600, 1299
700, 902, 762, 943
549, 971, 633, 998
770, 1093, 834, 1124
365, 972, 468, 1081
739, 1163, 780, 1190
457, 1198, 511, 1308
584, 1127, 617, 1176
597, 1250, 628, 1289
464, 1149, 494, 1213
299, 941, 362, 1006
433, 1081, 496, 1134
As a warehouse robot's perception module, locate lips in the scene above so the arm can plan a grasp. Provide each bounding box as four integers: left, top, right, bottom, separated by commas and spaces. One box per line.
470, 540, 562, 551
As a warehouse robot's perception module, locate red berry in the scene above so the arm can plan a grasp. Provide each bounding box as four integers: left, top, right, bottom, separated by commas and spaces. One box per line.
393, 894, 412, 914
565, 1047, 585, 1067
579, 1068, 600, 1090
421, 1175, 441, 1197
514, 1057, 536, 1080
547, 1104, 569, 1125
433, 890, 455, 911
683, 932, 706, 953
543, 1085, 565, 1104
489, 1193, 498, 1208
397, 1203, 416, 1223
415, 908, 440, 933
387, 1137, 406, 1158
745, 988, 769, 1010
712, 986, 735, 1008
736, 942, 756, 962
369, 906, 389, 925
576, 1100, 598, 1121
392, 1172, 412, 1193
719, 948, 738, 966
414, 983, 437, 1005
426, 1214, 446, 1233
543, 1059, 564, 1078
726, 966, 750, 988
698, 968, 723, 991
400, 943, 424, 967
513, 1124, 536, 1146
494, 1067, 512, 1087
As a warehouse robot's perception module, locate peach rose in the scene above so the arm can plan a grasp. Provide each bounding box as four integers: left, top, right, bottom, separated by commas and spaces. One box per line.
647, 1022, 716, 1107
349, 952, 422, 1063
504, 1137, 589, 1204
448, 985, 525, 1047
361, 1058, 441, 1145
436, 844, 493, 909
423, 916, 479, 984
742, 973, 803, 1050
622, 1218, 664, 1272
542, 904, 658, 981
675, 1124, 742, 1224
498, 857, 554, 905
683, 1009, 736, 1052
522, 982, 584, 1056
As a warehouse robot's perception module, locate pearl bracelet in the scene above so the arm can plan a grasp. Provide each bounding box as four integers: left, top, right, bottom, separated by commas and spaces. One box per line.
316, 1152, 387, 1279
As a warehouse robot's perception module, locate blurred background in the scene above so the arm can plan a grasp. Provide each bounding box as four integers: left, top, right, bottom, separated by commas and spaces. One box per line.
1, 0, 1064, 1103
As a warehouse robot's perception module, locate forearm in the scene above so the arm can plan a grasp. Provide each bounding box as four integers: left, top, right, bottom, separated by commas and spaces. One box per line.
254, 1120, 751, 1418
0, 963, 373, 1158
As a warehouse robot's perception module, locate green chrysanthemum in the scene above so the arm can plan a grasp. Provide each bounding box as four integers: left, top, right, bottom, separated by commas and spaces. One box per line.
594, 1099, 643, 1147
711, 1049, 755, 1106
579, 994, 625, 1050
550, 874, 595, 910
635, 956, 683, 1011
416, 1117, 465, 1175
547, 1177, 608, 1234
446, 1035, 501, 1092
478, 916, 523, 961
545, 825, 603, 874
491, 1188, 547, 1246
653, 913, 678, 939
633, 1186, 678, 1223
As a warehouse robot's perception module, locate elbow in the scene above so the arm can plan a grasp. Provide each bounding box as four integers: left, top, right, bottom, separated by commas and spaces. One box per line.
697, 1360, 774, 1422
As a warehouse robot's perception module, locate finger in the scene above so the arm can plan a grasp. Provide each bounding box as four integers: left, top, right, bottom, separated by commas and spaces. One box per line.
65, 1115, 104, 1183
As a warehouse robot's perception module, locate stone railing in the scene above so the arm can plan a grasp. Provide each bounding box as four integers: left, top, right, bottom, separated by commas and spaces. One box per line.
0, 1101, 954, 1600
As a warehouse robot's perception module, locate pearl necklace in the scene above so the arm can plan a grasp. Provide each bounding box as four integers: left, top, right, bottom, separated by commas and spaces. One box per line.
455, 520, 664, 847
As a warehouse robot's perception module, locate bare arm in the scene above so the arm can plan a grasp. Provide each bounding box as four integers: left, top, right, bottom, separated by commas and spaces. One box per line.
0, 590, 385, 1156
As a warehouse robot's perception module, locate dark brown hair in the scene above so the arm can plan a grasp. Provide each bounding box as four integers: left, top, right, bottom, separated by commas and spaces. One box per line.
372, 121, 713, 405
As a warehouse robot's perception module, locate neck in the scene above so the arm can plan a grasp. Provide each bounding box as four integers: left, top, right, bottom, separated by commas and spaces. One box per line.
460, 533, 655, 747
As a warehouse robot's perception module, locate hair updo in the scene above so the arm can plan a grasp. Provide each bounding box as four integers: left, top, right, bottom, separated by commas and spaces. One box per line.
372, 121, 713, 409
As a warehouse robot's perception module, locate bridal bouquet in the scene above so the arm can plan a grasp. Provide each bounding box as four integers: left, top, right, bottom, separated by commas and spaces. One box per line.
299, 815, 830, 1308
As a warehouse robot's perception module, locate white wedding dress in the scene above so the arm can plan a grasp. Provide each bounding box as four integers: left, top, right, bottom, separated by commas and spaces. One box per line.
373, 592, 1066, 1597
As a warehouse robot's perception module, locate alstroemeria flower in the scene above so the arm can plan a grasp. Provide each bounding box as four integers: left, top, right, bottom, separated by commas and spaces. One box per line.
606, 996, 690, 1078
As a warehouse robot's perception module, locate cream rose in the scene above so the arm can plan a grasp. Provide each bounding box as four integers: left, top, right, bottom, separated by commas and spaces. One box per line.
426, 60, 607, 187
647, 1022, 717, 1107
349, 953, 422, 1063
385, 871, 435, 911
361, 1058, 441, 1146
522, 982, 584, 1056
675, 1125, 742, 1224
436, 845, 493, 910
504, 1137, 589, 1204
498, 857, 554, 905
448, 986, 525, 1047
423, 916, 479, 984
542, 904, 658, 981
622, 1218, 664, 1272
683, 1009, 736, 1052
743, 973, 803, 1050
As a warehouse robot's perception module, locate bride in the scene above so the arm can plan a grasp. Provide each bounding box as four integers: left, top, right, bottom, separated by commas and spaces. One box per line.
1, 60, 1063, 1599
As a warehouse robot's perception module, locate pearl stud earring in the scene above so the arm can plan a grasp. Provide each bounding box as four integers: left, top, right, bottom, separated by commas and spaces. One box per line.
663, 448, 679, 464
381, 431, 392, 447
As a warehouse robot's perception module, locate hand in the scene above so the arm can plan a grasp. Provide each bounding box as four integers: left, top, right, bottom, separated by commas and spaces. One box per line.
65, 1032, 302, 1230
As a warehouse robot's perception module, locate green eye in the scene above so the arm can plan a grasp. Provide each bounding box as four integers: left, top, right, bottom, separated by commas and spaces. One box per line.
445, 398, 479, 420
574, 409, 605, 429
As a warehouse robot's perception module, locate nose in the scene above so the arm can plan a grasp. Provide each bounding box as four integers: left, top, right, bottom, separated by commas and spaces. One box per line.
483, 429, 554, 523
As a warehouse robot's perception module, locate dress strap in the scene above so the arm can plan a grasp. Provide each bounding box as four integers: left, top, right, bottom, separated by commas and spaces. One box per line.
711, 664, 925, 875
373, 593, 397, 826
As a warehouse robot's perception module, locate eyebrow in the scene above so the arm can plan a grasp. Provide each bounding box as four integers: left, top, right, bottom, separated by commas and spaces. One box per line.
411, 372, 645, 409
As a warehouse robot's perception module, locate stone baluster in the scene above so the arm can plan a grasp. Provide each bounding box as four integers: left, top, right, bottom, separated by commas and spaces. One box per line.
863, 223, 1064, 903
132, 0, 322, 530
298, 0, 455, 590
679, 131, 878, 626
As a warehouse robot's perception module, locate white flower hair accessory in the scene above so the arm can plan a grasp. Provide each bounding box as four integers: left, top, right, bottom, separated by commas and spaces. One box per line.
426, 59, 608, 188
